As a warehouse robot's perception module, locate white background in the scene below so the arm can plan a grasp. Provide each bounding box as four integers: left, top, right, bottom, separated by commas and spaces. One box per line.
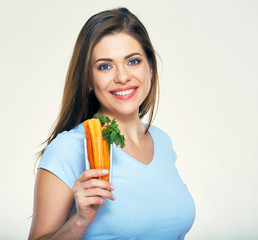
0, 0, 257, 239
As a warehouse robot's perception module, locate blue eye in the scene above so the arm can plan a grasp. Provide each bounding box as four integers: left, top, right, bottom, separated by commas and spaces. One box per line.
129, 59, 140, 66
99, 64, 111, 70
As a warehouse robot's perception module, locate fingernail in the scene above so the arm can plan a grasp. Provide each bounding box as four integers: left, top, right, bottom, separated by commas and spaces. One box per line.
102, 169, 109, 174
111, 185, 115, 190
112, 195, 116, 200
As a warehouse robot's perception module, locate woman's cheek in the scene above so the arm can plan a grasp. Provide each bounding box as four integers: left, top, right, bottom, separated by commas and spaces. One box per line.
93, 74, 112, 90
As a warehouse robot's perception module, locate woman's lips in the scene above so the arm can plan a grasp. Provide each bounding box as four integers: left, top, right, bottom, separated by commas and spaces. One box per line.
110, 86, 138, 100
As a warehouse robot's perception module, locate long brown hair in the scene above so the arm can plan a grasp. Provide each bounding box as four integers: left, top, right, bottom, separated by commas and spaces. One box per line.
38, 7, 159, 158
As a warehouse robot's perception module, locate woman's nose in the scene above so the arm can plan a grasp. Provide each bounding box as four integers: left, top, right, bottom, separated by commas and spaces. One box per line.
114, 66, 131, 84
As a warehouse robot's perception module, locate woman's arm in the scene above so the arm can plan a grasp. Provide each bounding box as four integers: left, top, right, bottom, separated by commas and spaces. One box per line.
29, 168, 114, 240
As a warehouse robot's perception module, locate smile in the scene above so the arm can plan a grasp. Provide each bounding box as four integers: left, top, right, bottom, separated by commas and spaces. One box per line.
112, 88, 136, 96
110, 86, 138, 100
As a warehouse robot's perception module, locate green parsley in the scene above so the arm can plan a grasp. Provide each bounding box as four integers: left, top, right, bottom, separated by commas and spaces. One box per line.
93, 114, 125, 149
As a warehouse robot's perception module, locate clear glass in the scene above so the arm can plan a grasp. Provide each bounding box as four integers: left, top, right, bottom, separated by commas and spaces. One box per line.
84, 137, 112, 182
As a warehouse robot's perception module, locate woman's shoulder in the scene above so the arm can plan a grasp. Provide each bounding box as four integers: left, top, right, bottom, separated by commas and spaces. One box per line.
149, 125, 172, 141
149, 125, 176, 150
149, 125, 177, 163
38, 123, 85, 189
47, 123, 84, 152
55, 123, 84, 142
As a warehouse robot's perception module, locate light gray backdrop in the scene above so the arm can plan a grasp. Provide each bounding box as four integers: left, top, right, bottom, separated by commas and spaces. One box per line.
0, 0, 257, 239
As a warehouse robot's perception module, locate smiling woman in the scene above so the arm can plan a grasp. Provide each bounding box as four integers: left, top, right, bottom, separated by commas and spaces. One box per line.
29, 7, 195, 240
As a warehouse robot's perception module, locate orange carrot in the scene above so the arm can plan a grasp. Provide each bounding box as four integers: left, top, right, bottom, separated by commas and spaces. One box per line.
86, 124, 95, 169
102, 126, 110, 181
83, 118, 110, 181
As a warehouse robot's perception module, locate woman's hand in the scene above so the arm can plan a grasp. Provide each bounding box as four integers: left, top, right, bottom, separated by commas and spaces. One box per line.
29, 169, 115, 240
72, 169, 115, 226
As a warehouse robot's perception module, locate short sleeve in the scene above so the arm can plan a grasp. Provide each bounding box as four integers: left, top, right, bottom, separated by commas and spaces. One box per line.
38, 127, 86, 189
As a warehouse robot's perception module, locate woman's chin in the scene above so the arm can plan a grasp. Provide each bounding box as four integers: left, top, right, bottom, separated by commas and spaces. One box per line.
101, 107, 139, 119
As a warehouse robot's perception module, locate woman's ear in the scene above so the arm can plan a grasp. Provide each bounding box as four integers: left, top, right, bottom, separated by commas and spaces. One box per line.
89, 85, 93, 92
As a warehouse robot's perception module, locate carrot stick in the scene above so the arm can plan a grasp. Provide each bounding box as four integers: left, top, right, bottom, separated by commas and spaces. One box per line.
86, 126, 95, 169
87, 119, 103, 170
102, 136, 110, 181
83, 121, 94, 169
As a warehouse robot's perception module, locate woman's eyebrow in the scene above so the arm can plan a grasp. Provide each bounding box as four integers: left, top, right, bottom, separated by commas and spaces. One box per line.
124, 52, 142, 59
94, 58, 113, 64
94, 52, 142, 64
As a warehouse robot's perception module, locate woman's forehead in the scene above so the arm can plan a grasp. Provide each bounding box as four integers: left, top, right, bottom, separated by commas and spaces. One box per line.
92, 33, 145, 60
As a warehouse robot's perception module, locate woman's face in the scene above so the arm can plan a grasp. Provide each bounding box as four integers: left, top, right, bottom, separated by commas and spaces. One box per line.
91, 33, 152, 118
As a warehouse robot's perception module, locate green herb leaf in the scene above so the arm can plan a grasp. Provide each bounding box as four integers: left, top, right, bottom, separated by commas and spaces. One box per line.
93, 114, 125, 149
93, 113, 111, 126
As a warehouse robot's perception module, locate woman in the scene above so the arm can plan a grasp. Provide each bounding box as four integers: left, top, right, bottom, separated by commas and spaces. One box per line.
29, 8, 195, 240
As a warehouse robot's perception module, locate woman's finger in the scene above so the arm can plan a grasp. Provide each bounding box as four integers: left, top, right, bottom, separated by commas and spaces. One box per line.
79, 169, 109, 182
75, 188, 115, 201
78, 178, 115, 191
76, 196, 106, 207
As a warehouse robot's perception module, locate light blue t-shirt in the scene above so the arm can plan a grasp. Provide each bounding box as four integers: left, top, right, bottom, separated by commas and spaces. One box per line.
38, 123, 195, 239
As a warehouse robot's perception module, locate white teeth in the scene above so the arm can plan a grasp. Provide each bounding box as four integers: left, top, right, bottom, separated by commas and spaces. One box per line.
113, 88, 136, 96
